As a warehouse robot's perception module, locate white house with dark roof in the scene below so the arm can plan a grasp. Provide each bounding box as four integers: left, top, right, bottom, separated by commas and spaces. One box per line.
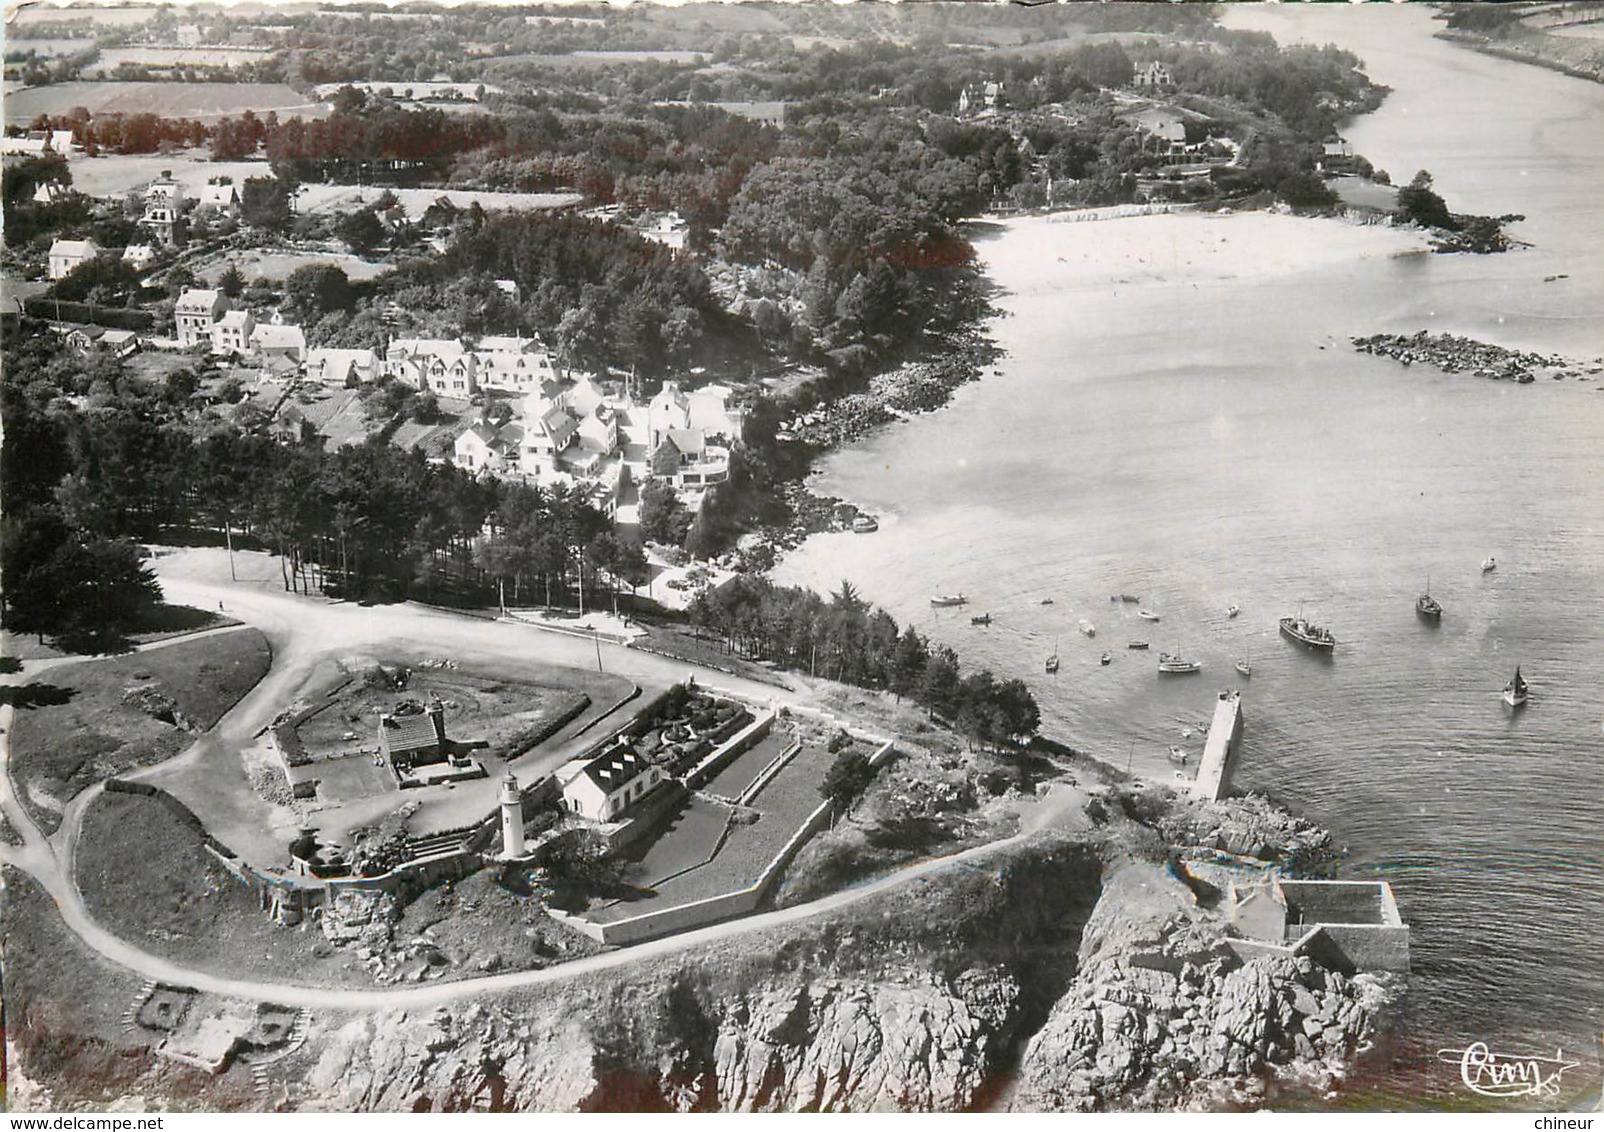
474, 335, 562, 394
48, 238, 100, 281
453, 420, 521, 472
647, 380, 743, 450
141, 171, 185, 245
121, 243, 156, 271
211, 308, 255, 356
198, 182, 240, 215
561, 745, 668, 822
174, 288, 228, 347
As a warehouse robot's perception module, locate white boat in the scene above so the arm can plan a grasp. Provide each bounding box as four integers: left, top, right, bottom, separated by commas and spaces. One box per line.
1235, 659, 1253, 677
1157, 652, 1202, 674
1502, 666, 1528, 708
1481, 557, 1497, 573
1078, 619, 1096, 637
1099, 651, 1112, 666
1168, 746, 1189, 765
930, 593, 968, 607
1226, 605, 1240, 618
1137, 610, 1160, 622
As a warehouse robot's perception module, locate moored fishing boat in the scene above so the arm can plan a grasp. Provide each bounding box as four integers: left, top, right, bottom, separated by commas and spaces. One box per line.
1168, 746, 1189, 765
1138, 610, 1160, 622
1279, 614, 1336, 651
1235, 659, 1252, 677
1100, 651, 1112, 666
1128, 640, 1150, 650
1157, 652, 1202, 674
1078, 619, 1096, 637
970, 613, 992, 626
930, 593, 968, 607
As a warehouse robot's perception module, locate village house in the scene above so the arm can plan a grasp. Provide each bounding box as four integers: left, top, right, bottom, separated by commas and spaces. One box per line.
47, 237, 100, 281
649, 428, 730, 491
473, 335, 562, 394
561, 745, 668, 823
141, 172, 185, 246
647, 380, 744, 450
385, 337, 478, 397
520, 396, 580, 476
1134, 60, 1175, 89
211, 309, 255, 356
453, 420, 522, 473
174, 288, 228, 348
197, 182, 240, 216
1318, 139, 1360, 176
304, 346, 379, 385
66, 326, 140, 358
248, 319, 306, 362
377, 698, 447, 770
121, 243, 156, 271
1, 129, 74, 159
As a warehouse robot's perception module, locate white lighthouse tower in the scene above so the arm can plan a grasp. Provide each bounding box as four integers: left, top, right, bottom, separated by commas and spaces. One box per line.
499, 771, 525, 859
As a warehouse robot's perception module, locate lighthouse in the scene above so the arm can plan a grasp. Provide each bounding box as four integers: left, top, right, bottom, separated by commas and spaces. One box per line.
500, 771, 525, 859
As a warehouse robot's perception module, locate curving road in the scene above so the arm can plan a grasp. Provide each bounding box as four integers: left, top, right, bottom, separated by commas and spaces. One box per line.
0, 547, 1072, 1013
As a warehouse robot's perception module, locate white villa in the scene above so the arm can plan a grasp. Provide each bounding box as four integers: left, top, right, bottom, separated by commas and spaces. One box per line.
174, 288, 228, 348
211, 309, 255, 355
305, 347, 379, 385
385, 337, 478, 397
47, 238, 100, 281
561, 746, 668, 823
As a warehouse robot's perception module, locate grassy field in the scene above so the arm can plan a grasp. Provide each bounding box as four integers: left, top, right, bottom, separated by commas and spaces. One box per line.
1, 602, 236, 662
4, 82, 327, 125
5, 627, 271, 833
194, 249, 394, 285
73, 792, 378, 990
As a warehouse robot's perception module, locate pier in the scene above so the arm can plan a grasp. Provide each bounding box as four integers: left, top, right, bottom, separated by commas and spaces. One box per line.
1193, 691, 1243, 801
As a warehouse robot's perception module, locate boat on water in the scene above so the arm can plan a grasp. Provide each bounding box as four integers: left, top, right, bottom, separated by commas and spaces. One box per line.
1040, 598, 1054, 605
1157, 652, 1202, 674
971, 613, 992, 626
1481, 557, 1497, 573
1100, 651, 1112, 666
1138, 610, 1160, 622
1279, 615, 1336, 652
1045, 645, 1060, 674
1416, 577, 1442, 621
1168, 746, 1189, 765
1078, 619, 1096, 638
1226, 605, 1240, 619
1110, 594, 1141, 604
851, 515, 879, 533
1235, 659, 1253, 677
1128, 640, 1150, 650
1502, 666, 1529, 708
930, 593, 968, 607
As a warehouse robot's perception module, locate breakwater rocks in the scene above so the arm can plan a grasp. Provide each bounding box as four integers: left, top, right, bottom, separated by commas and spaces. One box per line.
1010, 863, 1402, 1113
782, 352, 984, 450
1353, 331, 1601, 384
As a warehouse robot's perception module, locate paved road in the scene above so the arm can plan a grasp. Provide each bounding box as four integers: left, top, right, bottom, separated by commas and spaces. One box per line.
0, 547, 1075, 1013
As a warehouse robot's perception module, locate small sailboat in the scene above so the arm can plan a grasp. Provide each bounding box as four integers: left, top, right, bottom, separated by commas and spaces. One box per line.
1481, 557, 1497, 573
1416, 572, 1443, 620
1045, 639, 1060, 674
1078, 619, 1096, 638
1502, 666, 1529, 708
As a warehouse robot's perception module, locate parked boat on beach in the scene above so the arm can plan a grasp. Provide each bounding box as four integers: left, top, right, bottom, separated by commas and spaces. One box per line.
1503, 666, 1529, 708
1279, 615, 1336, 652
1157, 652, 1202, 674
930, 593, 968, 607
1078, 619, 1096, 637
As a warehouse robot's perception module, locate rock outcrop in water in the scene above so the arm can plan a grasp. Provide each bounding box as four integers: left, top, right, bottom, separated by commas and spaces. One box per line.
1010, 863, 1400, 1111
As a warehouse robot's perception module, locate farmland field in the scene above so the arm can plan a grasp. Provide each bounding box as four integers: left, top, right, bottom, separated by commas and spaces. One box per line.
2, 81, 327, 124
3, 38, 97, 57
10, 6, 162, 27
195, 249, 394, 285
83, 47, 277, 74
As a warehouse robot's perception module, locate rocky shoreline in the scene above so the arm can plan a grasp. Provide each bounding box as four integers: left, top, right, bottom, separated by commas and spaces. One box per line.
1352, 330, 1602, 385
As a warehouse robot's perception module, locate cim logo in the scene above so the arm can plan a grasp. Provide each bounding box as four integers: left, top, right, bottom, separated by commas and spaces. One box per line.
1437, 1041, 1580, 1100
